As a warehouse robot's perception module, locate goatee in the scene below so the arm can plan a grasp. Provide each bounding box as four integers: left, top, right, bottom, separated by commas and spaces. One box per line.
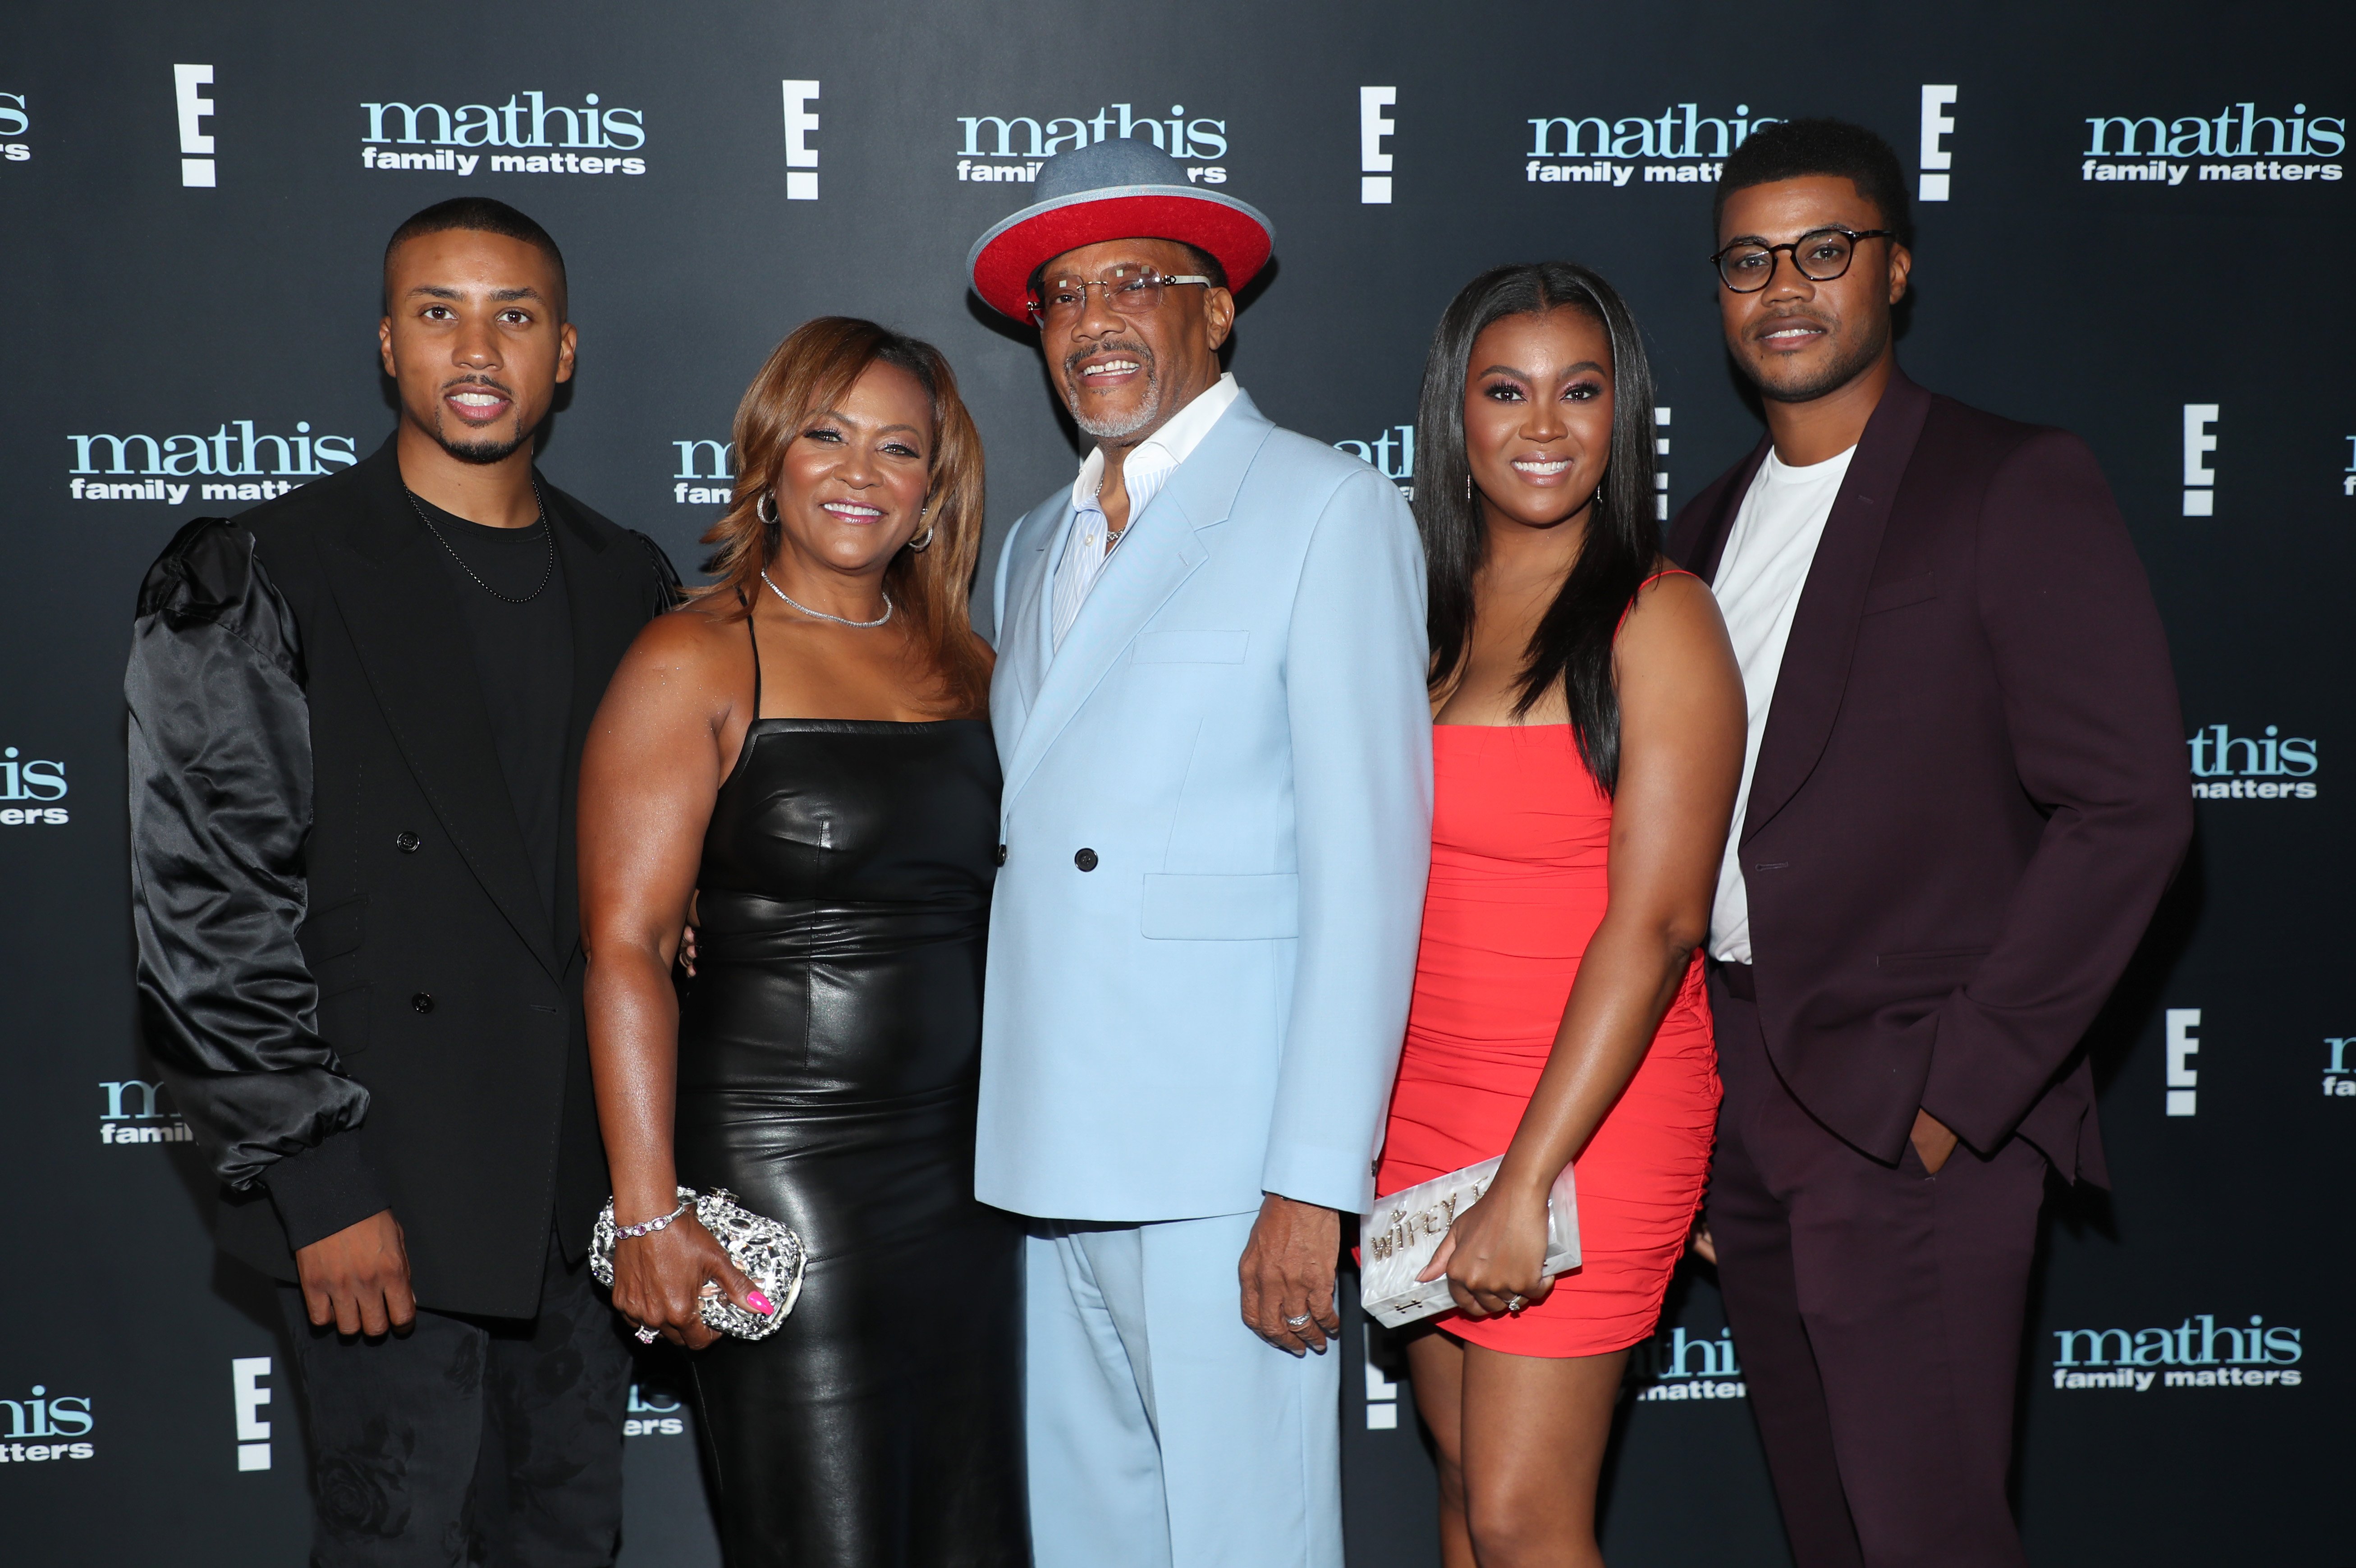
1063, 341, 1162, 440
431, 419, 533, 466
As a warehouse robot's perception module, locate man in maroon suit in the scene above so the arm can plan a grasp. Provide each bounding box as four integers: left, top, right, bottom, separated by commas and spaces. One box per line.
1671, 119, 2191, 1568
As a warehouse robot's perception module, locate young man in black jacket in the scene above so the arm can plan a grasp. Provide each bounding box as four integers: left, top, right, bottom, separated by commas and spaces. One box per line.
126, 198, 678, 1567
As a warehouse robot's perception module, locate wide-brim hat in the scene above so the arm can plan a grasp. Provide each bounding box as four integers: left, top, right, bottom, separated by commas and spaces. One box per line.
967, 137, 1274, 321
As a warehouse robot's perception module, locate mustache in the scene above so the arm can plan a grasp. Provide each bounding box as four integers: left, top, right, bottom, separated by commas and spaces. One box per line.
1063, 339, 1155, 384
1747, 308, 1834, 341
439, 373, 518, 400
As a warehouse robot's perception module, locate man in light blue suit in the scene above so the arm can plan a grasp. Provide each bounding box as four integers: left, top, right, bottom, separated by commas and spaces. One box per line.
965, 139, 1432, 1568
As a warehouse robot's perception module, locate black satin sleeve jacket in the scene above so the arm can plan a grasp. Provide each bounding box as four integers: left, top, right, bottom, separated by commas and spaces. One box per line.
125, 518, 387, 1248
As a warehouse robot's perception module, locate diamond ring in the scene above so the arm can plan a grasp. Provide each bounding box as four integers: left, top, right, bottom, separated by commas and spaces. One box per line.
1504, 1294, 1527, 1313
1284, 1313, 1313, 1330
634, 1325, 659, 1344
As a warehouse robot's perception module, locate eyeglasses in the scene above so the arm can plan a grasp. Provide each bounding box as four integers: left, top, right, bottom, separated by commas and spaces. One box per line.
1710, 227, 1895, 292
1027, 263, 1212, 327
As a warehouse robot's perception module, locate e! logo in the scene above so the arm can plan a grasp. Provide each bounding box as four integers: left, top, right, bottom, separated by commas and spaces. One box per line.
174, 64, 215, 187
782, 80, 819, 200
1360, 87, 1396, 204
2182, 403, 2218, 516
1919, 85, 1957, 201
2165, 1008, 2200, 1116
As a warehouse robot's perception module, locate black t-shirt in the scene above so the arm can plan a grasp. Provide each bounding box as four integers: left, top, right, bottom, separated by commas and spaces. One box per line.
411, 493, 573, 930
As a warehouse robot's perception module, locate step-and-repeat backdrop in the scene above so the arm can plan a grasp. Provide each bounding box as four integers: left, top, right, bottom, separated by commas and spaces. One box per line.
4, 2, 2345, 1563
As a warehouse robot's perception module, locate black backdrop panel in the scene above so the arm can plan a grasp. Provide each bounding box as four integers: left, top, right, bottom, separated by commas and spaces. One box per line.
3, 3, 2347, 1563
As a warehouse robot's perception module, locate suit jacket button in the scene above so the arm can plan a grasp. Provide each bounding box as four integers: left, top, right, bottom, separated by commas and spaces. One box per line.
1074, 848, 1098, 872
395, 831, 422, 853
995, 844, 1008, 867
410, 992, 435, 1014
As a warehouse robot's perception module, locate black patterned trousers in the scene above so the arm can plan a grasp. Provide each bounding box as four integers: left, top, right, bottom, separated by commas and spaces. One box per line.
277, 1230, 632, 1568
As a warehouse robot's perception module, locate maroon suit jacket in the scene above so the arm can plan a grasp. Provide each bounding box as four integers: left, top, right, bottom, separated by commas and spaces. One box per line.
1670, 371, 2191, 1184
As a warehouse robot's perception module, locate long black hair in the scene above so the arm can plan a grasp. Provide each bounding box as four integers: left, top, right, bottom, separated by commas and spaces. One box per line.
1414, 261, 1659, 793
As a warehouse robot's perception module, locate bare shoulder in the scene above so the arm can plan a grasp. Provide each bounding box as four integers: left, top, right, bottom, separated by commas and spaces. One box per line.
623, 598, 744, 670
601, 599, 750, 723
1618, 568, 1727, 649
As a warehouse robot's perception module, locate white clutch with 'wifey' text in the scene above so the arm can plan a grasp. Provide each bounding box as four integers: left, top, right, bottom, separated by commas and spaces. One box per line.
1359, 1156, 1580, 1329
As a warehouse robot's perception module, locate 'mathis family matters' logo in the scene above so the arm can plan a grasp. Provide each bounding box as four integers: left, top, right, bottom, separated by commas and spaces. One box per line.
0, 90, 29, 163
2081, 101, 2343, 186
65, 419, 357, 505
1525, 101, 1779, 188
2050, 1312, 2303, 1391
359, 90, 647, 178
0, 1383, 95, 1463
1, 747, 67, 826
952, 102, 1228, 186
2186, 723, 2318, 799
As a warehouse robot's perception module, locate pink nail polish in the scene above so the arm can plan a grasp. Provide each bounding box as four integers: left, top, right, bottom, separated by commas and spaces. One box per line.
747, 1290, 775, 1315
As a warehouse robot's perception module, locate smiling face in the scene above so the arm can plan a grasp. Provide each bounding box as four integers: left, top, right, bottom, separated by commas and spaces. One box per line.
1040, 237, 1234, 444
379, 228, 575, 464
1716, 174, 1911, 404
1463, 307, 1616, 533
769, 360, 935, 579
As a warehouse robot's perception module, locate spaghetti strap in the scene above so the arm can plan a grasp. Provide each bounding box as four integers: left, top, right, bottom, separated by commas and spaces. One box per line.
1617, 568, 1700, 635
741, 590, 765, 719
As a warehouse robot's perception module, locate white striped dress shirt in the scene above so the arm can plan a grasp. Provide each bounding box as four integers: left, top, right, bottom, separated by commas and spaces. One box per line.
1051, 373, 1242, 650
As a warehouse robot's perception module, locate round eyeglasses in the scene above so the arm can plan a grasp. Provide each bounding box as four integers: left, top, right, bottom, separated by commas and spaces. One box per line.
1027, 263, 1213, 328
1710, 226, 1895, 292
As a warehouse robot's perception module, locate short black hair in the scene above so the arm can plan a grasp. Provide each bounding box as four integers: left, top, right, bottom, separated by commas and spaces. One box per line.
383, 198, 568, 317
1714, 118, 1913, 250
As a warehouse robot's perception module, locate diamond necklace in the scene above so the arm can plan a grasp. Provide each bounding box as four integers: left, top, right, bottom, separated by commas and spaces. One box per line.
761, 570, 893, 628
407, 484, 554, 605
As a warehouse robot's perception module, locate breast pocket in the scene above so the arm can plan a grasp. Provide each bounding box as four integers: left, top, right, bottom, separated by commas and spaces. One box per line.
1134, 629, 1249, 665
298, 894, 367, 964
1141, 872, 1299, 940
1862, 572, 1939, 616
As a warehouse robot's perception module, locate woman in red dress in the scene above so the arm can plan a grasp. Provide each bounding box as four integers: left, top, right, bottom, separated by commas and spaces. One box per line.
1377, 262, 1744, 1568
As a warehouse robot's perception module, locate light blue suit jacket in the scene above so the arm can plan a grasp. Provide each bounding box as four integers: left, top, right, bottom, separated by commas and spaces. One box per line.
977, 390, 1432, 1222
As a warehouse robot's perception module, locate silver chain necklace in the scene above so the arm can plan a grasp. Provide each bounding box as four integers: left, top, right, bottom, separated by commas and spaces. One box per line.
761, 569, 893, 628
407, 484, 554, 605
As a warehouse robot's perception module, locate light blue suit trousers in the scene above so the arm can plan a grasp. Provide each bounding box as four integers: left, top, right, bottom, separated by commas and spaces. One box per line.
981, 390, 1431, 1568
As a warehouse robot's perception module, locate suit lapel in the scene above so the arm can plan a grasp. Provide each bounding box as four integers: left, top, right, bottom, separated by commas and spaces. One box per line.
1682, 439, 1770, 585
1742, 372, 1934, 843
989, 494, 1069, 744
319, 443, 562, 978
998, 394, 1271, 808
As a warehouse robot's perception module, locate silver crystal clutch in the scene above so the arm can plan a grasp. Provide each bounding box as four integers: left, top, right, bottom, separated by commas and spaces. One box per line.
1359, 1156, 1580, 1329
590, 1187, 807, 1342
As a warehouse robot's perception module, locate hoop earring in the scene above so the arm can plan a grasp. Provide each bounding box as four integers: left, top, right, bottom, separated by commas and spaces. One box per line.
907, 525, 935, 553
756, 491, 779, 526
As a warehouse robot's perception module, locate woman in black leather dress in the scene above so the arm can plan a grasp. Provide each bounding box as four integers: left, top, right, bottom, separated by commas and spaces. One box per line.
579, 318, 1022, 1566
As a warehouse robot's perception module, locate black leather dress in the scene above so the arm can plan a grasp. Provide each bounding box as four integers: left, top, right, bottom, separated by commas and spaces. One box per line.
674, 628, 1024, 1567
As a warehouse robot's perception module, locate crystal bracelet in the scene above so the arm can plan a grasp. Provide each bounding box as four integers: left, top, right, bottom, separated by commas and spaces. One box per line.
614, 1188, 697, 1239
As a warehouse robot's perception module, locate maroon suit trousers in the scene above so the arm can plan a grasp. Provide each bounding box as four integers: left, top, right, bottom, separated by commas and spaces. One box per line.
1706, 967, 2048, 1568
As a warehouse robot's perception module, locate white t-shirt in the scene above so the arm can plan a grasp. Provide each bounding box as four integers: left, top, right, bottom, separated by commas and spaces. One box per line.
1706, 443, 1857, 965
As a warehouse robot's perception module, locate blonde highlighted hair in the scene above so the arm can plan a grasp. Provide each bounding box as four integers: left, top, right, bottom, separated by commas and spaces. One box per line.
697, 316, 990, 715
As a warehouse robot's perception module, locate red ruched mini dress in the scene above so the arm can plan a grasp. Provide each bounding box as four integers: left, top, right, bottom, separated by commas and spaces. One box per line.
1376, 721, 1719, 1357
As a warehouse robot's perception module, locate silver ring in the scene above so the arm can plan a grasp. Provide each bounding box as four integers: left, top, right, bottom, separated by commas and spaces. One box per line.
1504, 1294, 1527, 1313
634, 1325, 659, 1344
1284, 1313, 1313, 1330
